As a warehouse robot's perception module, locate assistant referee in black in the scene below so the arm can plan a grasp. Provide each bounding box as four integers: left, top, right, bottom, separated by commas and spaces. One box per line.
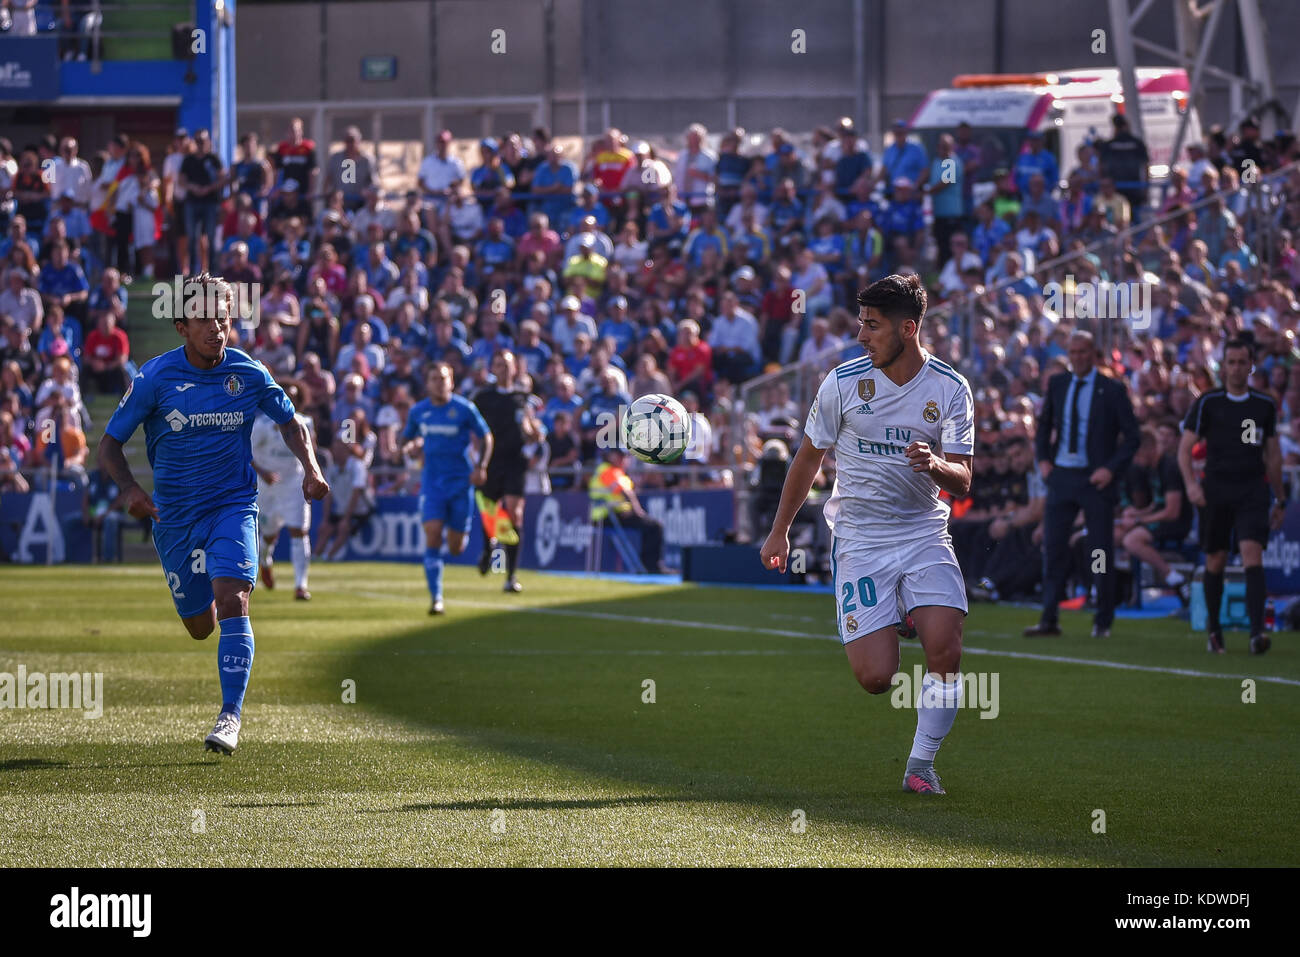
474, 349, 542, 593
1178, 333, 1286, 655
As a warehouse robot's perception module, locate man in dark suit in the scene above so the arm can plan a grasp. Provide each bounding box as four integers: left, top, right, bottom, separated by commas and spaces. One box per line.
1025, 330, 1140, 638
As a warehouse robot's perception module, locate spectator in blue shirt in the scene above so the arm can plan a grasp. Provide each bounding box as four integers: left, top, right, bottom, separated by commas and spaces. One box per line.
876, 119, 928, 199
542, 374, 585, 431
972, 201, 1011, 262
425, 313, 473, 366
682, 205, 729, 268
488, 186, 530, 239
647, 183, 691, 246
474, 217, 516, 285
833, 124, 874, 199
531, 144, 579, 227
514, 317, 553, 378
389, 300, 430, 353
565, 183, 611, 235
468, 311, 515, 366
37, 240, 89, 316
470, 138, 516, 210
597, 295, 638, 361
1014, 130, 1060, 197
879, 179, 925, 249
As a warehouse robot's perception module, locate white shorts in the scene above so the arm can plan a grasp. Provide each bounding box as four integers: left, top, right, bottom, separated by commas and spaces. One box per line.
258, 485, 310, 537
829, 534, 968, 644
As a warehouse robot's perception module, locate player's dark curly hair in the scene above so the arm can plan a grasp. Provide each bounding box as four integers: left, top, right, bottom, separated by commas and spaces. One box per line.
856, 273, 927, 326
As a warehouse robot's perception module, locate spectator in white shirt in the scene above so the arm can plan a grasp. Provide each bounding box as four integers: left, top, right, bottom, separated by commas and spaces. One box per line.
708, 290, 761, 383
551, 295, 598, 356
674, 123, 717, 210
334, 321, 385, 377
418, 129, 466, 224
796, 316, 845, 370
724, 182, 769, 239
936, 232, 984, 298
52, 138, 93, 208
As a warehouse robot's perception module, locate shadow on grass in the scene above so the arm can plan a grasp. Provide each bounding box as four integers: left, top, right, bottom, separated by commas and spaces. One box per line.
226, 800, 323, 808
389, 795, 700, 813
0, 758, 70, 772
328, 581, 1154, 867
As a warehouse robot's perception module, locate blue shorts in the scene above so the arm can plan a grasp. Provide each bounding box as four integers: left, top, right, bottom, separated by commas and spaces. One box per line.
152, 505, 259, 618
420, 480, 475, 535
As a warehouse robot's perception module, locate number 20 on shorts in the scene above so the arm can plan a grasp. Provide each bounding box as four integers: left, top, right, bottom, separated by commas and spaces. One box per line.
841, 576, 878, 612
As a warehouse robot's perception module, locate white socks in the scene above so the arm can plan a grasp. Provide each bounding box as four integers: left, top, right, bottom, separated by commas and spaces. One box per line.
909, 672, 964, 766
291, 535, 310, 590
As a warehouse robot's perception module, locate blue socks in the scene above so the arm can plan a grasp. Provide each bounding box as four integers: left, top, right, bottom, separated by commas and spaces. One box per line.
424, 547, 444, 601
217, 616, 255, 717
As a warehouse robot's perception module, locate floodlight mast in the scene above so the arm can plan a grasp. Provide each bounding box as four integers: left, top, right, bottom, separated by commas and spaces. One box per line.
1108, 0, 1281, 165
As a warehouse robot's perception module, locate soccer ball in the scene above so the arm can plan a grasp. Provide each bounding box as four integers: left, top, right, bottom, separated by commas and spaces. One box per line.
622, 393, 692, 464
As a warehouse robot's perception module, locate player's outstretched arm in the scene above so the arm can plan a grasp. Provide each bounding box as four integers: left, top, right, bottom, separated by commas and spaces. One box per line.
278, 418, 329, 500
759, 439, 827, 573
96, 435, 158, 521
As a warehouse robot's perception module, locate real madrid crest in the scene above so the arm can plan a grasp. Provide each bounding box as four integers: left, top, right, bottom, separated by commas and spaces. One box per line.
857, 379, 875, 402
845, 614, 858, 634
923, 399, 940, 423
224, 374, 244, 397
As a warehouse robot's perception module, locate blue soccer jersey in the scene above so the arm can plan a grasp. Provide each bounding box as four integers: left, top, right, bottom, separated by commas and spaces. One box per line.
106, 346, 296, 529
402, 393, 489, 487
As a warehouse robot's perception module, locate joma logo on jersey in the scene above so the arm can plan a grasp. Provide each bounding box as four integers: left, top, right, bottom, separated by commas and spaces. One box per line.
165, 409, 245, 432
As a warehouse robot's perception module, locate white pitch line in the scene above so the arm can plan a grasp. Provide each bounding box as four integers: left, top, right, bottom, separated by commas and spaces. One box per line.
348, 589, 1300, 688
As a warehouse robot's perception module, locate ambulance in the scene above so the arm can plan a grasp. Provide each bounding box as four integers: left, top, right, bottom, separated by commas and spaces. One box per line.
908, 67, 1203, 194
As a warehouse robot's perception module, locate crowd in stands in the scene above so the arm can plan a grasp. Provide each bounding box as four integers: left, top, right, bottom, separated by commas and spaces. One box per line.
3, 111, 1300, 588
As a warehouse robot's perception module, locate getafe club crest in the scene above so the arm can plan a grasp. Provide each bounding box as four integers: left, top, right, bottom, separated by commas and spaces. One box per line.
223, 374, 244, 397
923, 399, 940, 423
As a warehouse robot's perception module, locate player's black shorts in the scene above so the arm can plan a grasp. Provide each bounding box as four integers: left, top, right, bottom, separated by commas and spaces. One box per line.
1200, 477, 1270, 553
481, 454, 526, 501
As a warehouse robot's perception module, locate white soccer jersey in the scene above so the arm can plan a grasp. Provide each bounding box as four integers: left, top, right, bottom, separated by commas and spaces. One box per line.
252, 412, 311, 486
804, 350, 974, 544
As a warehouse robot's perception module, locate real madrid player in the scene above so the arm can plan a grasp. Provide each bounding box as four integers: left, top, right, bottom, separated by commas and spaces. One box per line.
96, 274, 329, 755
760, 274, 975, 795
401, 361, 493, 614
252, 381, 316, 601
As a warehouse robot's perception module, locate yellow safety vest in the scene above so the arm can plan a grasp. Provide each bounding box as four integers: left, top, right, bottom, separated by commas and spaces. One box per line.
589, 462, 633, 521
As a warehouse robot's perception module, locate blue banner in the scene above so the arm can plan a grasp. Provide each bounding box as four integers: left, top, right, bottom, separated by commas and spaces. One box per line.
1262, 501, 1300, 593
0, 36, 60, 102
0, 481, 92, 563
275, 489, 735, 573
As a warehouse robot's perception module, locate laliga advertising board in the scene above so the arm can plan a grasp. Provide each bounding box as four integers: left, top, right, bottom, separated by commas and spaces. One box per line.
273, 489, 735, 573
1262, 501, 1300, 593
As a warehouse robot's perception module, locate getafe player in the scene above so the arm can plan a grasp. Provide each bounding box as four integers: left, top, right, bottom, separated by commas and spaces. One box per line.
401, 361, 493, 614
760, 274, 975, 795
97, 274, 329, 755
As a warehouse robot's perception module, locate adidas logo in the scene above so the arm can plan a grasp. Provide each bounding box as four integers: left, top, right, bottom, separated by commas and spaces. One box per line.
854, 402, 873, 414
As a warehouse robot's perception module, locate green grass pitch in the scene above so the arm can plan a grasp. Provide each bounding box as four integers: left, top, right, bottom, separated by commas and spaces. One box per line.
1, 563, 1297, 867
